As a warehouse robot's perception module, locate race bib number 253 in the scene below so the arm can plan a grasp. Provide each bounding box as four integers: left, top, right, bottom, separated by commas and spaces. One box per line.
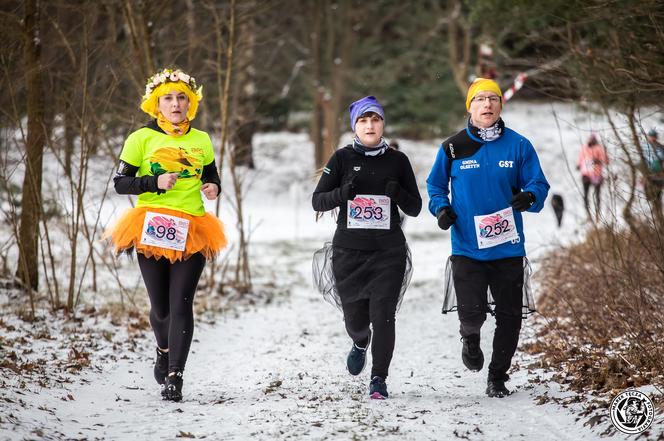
347, 195, 391, 230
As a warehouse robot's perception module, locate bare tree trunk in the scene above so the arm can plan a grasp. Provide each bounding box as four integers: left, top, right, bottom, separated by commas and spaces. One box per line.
63, 101, 75, 177
310, 0, 351, 169
40, 213, 60, 310
66, 14, 92, 312
310, 1, 325, 170
121, 0, 155, 79
49, 14, 77, 177
17, 0, 45, 301
321, 91, 338, 162
448, 0, 472, 96
604, 108, 637, 230
210, 1, 234, 181
322, 0, 352, 162
201, 0, 231, 295
207, 0, 251, 293
224, 0, 251, 291
186, 0, 196, 70
232, 6, 257, 169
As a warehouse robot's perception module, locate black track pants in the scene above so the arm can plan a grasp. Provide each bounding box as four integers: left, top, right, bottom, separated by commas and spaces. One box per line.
333, 245, 406, 380
451, 255, 523, 377
137, 253, 206, 372
341, 294, 399, 380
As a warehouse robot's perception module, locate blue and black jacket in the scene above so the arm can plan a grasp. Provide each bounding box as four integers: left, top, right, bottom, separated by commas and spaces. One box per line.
427, 124, 549, 261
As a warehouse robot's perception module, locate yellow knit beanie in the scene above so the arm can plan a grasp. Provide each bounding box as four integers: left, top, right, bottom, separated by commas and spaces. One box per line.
466, 78, 502, 110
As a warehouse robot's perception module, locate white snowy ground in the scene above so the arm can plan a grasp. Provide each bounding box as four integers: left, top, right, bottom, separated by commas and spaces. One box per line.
1, 102, 663, 440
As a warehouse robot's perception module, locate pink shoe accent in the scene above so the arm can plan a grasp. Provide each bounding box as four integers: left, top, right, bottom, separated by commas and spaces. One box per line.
370, 392, 386, 400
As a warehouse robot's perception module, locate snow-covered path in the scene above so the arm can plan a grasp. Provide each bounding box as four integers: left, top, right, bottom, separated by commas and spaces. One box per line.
4, 235, 606, 441
6, 102, 659, 440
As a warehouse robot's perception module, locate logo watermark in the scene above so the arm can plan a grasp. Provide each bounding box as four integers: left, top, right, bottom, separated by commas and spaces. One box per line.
610, 389, 654, 435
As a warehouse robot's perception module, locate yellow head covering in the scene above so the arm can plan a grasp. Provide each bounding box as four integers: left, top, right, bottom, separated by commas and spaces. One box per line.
465, 78, 502, 110
140, 68, 203, 121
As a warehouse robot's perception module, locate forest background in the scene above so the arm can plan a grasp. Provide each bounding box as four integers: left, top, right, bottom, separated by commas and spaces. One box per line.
1, 0, 664, 433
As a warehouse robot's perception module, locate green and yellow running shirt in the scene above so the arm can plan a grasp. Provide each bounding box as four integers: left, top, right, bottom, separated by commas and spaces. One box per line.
119, 126, 214, 216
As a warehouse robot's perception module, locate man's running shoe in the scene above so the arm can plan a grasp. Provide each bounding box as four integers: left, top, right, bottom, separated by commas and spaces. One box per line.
461, 334, 484, 372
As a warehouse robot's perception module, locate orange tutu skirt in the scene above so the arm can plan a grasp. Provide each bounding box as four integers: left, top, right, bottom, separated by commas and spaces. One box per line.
103, 206, 227, 263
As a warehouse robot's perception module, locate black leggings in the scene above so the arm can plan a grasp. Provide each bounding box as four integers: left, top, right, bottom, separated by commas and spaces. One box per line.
137, 253, 206, 372
582, 175, 602, 214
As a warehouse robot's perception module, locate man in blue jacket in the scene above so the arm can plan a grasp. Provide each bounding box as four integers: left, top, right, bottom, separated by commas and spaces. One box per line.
427, 78, 550, 398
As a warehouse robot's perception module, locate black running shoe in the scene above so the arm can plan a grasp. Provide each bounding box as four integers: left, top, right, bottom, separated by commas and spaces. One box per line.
164, 371, 183, 402
346, 330, 371, 376
154, 348, 169, 385
369, 376, 388, 400
486, 372, 511, 398
461, 334, 484, 372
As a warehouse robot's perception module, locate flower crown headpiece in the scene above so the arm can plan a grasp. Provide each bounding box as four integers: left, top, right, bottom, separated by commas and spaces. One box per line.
142, 68, 202, 100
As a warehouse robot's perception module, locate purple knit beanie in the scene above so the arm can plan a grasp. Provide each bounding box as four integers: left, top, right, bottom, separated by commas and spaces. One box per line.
349, 96, 384, 131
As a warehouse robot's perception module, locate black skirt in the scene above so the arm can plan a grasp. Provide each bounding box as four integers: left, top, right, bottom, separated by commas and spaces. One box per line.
312, 242, 412, 312
441, 255, 536, 319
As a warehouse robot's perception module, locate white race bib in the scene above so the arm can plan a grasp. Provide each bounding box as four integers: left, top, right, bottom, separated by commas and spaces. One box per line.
473, 207, 519, 249
140, 211, 190, 251
347, 195, 391, 230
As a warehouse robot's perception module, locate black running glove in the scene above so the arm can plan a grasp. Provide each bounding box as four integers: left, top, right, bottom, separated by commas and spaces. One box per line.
340, 181, 357, 202
384, 180, 401, 199
437, 206, 457, 230
510, 191, 535, 212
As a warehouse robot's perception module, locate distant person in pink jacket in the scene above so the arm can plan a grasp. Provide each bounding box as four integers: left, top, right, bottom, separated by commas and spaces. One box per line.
577, 134, 608, 219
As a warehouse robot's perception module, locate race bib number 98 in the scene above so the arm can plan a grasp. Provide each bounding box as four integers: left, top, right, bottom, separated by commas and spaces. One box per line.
140, 212, 190, 251
473, 207, 519, 249
347, 195, 391, 230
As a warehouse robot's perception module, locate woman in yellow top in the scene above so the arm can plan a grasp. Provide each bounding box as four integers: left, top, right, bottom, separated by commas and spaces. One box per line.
105, 67, 227, 402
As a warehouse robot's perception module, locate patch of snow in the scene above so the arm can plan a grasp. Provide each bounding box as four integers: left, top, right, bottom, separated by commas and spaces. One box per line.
1, 101, 662, 440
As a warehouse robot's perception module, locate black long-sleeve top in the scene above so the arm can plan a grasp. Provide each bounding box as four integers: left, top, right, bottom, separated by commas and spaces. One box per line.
312, 145, 422, 250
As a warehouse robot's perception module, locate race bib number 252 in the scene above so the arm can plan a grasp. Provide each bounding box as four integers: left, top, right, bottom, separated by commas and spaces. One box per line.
473, 207, 519, 249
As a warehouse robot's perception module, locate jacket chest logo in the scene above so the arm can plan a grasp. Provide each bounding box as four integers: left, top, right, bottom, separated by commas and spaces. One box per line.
459, 159, 480, 170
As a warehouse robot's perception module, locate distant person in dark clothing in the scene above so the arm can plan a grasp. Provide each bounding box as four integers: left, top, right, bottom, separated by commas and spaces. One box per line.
551, 194, 564, 227
312, 96, 421, 400
643, 128, 664, 217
